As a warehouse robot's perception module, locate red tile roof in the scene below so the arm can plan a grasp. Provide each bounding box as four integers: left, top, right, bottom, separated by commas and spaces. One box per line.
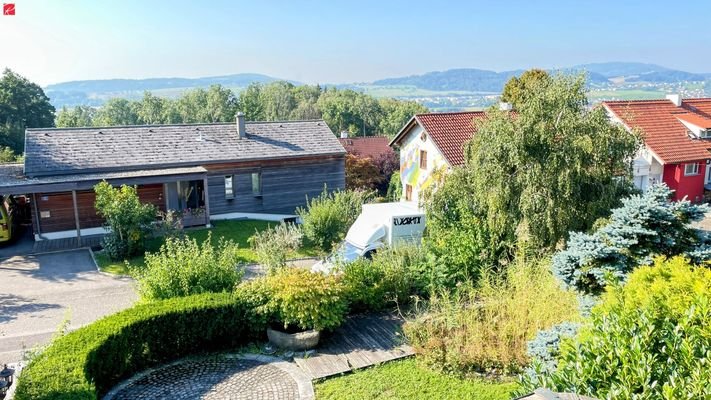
603, 98, 711, 164
675, 112, 711, 129
391, 111, 487, 166
338, 136, 394, 159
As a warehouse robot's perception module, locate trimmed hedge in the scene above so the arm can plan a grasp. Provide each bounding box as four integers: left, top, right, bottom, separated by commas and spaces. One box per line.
14, 291, 266, 400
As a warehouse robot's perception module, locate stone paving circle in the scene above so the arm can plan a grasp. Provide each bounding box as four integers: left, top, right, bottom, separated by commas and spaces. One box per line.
103, 354, 314, 400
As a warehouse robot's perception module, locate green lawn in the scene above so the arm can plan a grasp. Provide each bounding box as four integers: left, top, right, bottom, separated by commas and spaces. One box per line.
94, 219, 319, 275
315, 358, 518, 400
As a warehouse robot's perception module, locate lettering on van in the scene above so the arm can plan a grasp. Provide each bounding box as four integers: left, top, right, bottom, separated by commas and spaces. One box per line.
393, 216, 422, 226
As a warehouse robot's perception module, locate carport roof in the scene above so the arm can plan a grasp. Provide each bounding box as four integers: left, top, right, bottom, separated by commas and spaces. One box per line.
0, 163, 207, 194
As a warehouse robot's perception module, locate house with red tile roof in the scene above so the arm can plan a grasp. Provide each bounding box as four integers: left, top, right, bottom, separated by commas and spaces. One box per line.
389, 111, 487, 202
603, 95, 711, 202
338, 136, 395, 160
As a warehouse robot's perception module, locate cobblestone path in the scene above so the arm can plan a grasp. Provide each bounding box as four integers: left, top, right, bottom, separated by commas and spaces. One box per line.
105, 355, 313, 400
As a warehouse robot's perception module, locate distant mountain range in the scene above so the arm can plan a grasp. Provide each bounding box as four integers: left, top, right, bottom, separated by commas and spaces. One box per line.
44, 62, 711, 110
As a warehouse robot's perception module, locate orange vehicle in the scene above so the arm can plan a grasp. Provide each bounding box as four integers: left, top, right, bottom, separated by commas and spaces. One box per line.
0, 196, 15, 243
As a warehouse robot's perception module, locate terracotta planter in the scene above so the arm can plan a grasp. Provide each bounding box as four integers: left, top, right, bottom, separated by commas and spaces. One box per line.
267, 327, 320, 351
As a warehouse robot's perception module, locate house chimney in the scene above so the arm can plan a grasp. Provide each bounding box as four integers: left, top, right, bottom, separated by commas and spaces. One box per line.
340, 130, 349, 139
666, 94, 682, 107
499, 102, 513, 111
236, 112, 246, 139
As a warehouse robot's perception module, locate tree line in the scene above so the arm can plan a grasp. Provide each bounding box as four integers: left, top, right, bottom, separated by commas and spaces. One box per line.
56, 81, 428, 138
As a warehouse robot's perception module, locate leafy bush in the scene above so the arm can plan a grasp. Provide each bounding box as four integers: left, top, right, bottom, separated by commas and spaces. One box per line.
248, 223, 303, 272
341, 244, 429, 312
297, 187, 371, 252
404, 259, 580, 375
386, 171, 402, 201
94, 181, 157, 260
14, 292, 265, 400
521, 256, 711, 399
552, 184, 710, 292
261, 268, 348, 331
136, 233, 243, 300
345, 153, 384, 190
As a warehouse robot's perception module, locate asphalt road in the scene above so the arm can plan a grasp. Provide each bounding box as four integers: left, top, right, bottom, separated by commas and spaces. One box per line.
0, 249, 137, 364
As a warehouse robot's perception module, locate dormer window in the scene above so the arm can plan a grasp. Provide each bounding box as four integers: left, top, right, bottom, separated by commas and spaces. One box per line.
703, 129, 711, 139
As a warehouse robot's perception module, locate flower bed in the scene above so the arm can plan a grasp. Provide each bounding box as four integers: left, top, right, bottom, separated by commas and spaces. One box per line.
14, 292, 266, 400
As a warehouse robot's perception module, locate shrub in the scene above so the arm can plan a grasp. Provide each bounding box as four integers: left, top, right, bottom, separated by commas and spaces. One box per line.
521, 256, 711, 399
386, 171, 402, 201
345, 153, 384, 190
136, 233, 243, 300
248, 223, 303, 272
262, 268, 348, 331
94, 181, 157, 260
297, 187, 371, 252
341, 244, 429, 312
404, 259, 580, 375
552, 184, 710, 293
14, 292, 265, 400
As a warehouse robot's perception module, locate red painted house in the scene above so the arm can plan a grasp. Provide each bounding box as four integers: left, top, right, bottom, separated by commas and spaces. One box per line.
603, 95, 711, 202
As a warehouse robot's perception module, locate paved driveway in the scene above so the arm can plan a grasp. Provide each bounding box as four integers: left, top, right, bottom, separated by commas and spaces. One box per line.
0, 249, 137, 364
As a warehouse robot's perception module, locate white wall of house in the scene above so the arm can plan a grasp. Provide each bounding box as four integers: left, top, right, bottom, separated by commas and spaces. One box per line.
632, 147, 664, 191
398, 123, 450, 204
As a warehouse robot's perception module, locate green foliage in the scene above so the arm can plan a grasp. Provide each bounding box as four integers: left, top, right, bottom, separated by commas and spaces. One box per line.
500, 69, 551, 107
462, 73, 640, 256
248, 223, 303, 272
13, 292, 265, 400
296, 187, 370, 252
55, 105, 96, 127
386, 171, 402, 201
522, 257, 711, 399
136, 233, 243, 300
0, 68, 55, 152
261, 268, 348, 331
405, 259, 580, 375
0, 146, 20, 163
94, 181, 157, 260
341, 244, 429, 312
315, 358, 518, 400
552, 184, 710, 292
423, 168, 496, 282
54, 81, 427, 138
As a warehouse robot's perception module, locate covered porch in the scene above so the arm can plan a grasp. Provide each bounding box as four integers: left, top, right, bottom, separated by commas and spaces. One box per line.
0, 164, 212, 246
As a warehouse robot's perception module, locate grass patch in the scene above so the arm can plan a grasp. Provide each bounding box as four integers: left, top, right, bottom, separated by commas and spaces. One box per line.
95, 219, 320, 275
315, 358, 517, 400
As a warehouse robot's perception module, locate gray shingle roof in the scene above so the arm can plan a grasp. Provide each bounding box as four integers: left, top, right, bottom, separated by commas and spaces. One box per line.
24, 120, 345, 176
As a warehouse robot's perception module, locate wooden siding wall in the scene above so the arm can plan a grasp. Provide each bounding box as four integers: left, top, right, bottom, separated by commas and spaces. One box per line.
206, 156, 345, 215
35, 184, 165, 233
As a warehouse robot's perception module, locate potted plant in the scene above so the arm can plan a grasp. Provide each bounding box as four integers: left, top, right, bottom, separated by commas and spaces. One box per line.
264, 268, 347, 350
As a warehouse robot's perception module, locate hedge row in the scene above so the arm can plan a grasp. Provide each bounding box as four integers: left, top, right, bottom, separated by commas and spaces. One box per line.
14, 291, 266, 400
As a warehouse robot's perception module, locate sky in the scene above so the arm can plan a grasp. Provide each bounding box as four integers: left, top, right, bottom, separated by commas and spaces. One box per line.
1, 0, 710, 86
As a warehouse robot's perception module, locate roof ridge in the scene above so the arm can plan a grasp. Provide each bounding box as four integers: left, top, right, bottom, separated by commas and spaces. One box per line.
26, 119, 328, 132
416, 110, 486, 117
603, 99, 672, 104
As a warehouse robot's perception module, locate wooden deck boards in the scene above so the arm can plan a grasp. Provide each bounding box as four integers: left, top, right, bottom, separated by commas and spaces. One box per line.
294, 312, 414, 379
32, 234, 103, 254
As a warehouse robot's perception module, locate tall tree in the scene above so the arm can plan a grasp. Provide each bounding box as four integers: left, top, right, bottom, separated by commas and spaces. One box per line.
136, 92, 166, 124
93, 98, 139, 126
239, 83, 265, 121
0, 69, 55, 153
378, 98, 428, 138
501, 69, 551, 108
466, 73, 640, 252
56, 105, 96, 127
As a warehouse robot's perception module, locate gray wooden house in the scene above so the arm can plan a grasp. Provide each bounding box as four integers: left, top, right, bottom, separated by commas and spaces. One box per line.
0, 113, 345, 240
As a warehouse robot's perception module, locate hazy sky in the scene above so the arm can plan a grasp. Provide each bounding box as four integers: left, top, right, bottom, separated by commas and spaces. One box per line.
1, 0, 710, 86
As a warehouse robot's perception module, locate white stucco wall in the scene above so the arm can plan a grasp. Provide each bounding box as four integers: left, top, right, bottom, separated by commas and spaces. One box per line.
398, 123, 449, 203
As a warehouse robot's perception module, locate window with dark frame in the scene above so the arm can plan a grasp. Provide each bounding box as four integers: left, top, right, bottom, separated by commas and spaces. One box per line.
224, 175, 234, 199
251, 172, 262, 196
419, 150, 428, 170
405, 184, 412, 201
684, 163, 700, 176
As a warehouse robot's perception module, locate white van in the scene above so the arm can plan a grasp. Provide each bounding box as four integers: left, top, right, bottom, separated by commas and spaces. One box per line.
312, 202, 425, 272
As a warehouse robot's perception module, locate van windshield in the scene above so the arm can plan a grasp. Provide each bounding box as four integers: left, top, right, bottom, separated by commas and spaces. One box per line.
329, 241, 362, 264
